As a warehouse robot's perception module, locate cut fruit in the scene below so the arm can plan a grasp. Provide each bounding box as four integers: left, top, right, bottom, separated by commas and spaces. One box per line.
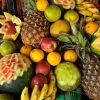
0, 12, 22, 40
4, 12, 12, 20
91, 38, 100, 55
94, 27, 100, 37
0, 53, 33, 93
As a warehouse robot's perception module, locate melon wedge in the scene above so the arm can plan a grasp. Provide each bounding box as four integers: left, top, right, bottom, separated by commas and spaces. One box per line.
91, 38, 100, 55
94, 27, 100, 37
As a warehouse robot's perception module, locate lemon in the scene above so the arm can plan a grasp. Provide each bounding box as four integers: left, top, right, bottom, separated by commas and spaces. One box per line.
64, 50, 78, 63
36, 0, 49, 11
47, 52, 61, 66
30, 49, 44, 62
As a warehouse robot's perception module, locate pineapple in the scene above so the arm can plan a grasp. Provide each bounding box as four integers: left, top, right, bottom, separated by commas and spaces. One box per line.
21, 0, 49, 47
57, 32, 100, 100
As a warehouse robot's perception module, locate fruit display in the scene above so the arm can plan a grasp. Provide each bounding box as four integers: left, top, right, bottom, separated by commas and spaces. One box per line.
0, 0, 100, 100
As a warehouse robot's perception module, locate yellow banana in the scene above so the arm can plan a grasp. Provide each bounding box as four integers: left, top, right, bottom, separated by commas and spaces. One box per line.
38, 84, 48, 100
51, 86, 57, 100
85, 16, 94, 22
79, 9, 92, 16
76, 5, 86, 10
47, 71, 56, 97
87, 7, 99, 14
82, 3, 95, 8
21, 87, 29, 100
93, 13, 100, 20
44, 97, 52, 100
30, 85, 40, 100
81, 1, 92, 5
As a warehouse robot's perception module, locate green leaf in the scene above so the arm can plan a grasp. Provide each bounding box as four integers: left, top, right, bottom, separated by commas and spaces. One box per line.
57, 34, 71, 43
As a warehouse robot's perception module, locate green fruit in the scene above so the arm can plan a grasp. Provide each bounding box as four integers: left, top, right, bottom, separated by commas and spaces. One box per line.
44, 5, 61, 22
91, 37, 100, 55
64, 10, 79, 23
0, 93, 14, 100
0, 41, 16, 56
55, 62, 81, 91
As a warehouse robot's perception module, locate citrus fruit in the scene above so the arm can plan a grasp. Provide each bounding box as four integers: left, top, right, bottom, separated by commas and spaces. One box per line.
36, 0, 49, 11
20, 45, 32, 57
47, 52, 61, 66
44, 5, 61, 22
50, 20, 70, 37
64, 50, 78, 63
30, 49, 45, 62
64, 10, 79, 23
84, 22, 99, 35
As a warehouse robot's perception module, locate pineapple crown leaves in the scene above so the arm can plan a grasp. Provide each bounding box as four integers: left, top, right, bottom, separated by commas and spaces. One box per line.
23, 0, 37, 13
57, 31, 91, 62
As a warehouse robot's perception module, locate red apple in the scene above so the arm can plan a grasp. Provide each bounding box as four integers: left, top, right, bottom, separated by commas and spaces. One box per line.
35, 60, 51, 76
41, 37, 57, 52
31, 74, 48, 89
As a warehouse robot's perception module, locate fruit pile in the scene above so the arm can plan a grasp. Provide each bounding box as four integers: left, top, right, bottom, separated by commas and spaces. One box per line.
0, 0, 100, 100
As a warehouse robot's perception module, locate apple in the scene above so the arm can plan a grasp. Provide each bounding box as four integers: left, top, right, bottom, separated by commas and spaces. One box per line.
35, 60, 51, 76
41, 37, 57, 52
31, 74, 48, 89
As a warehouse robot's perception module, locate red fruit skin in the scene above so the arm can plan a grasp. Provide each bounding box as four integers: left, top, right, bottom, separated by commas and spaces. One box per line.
41, 38, 57, 53
31, 74, 48, 89
35, 61, 51, 76
4, 21, 16, 35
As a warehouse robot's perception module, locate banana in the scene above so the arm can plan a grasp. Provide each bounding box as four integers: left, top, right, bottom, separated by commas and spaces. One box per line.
87, 7, 99, 14
76, 5, 86, 10
93, 13, 100, 20
81, 1, 90, 5
51, 86, 57, 100
21, 87, 29, 100
38, 84, 49, 100
85, 16, 94, 22
82, 3, 95, 8
79, 9, 92, 16
30, 85, 40, 100
44, 97, 52, 100
47, 71, 56, 97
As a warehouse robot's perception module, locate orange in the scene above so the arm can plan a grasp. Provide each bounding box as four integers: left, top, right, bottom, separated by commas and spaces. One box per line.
64, 50, 78, 63
47, 52, 61, 66
84, 22, 99, 35
20, 45, 32, 57
30, 49, 44, 62
36, 0, 49, 11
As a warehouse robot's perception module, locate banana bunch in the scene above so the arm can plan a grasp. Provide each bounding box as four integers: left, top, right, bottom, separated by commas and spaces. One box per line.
21, 70, 57, 100
76, 1, 100, 22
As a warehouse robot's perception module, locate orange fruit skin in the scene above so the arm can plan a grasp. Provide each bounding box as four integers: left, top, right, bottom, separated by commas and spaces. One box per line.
47, 52, 61, 66
30, 49, 45, 62
20, 45, 32, 57
84, 22, 99, 35
64, 50, 78, 63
